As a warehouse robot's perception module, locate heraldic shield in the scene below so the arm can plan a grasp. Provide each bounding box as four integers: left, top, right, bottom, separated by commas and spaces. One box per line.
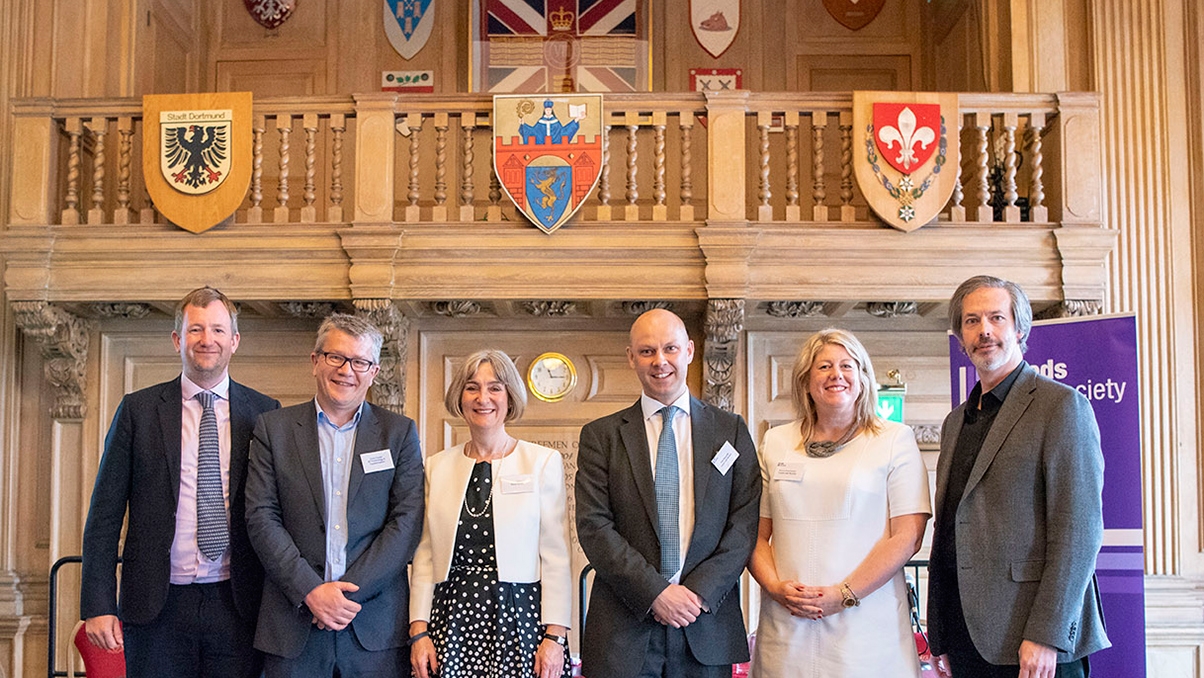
853, 91, 959, 232
493, 94, 603, 234
143, 92, 252, 234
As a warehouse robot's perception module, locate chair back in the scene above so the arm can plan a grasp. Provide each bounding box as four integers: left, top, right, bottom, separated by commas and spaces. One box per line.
71, 621, 127, 678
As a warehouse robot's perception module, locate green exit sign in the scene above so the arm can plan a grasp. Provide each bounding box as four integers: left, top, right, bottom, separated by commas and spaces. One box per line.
876, 387, 906, 423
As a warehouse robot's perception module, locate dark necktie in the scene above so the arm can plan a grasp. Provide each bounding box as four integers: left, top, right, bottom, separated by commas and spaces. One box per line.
654, 405, 681, 578
195, 391, 228, 561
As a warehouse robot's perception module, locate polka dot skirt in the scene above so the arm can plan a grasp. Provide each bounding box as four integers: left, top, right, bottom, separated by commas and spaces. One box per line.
429, 461, 570, 678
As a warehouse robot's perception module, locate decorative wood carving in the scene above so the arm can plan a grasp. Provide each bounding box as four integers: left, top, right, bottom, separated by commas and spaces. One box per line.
765, 301, 825, 318
865, 301, 918, 318
519, 301, 578, 317
13, 302, 91, 420
621, 301, 673, 316
430, 301, 483, 318
354, 299, 408, 414
89, 303, 152, 319
703, 299, 744, 412
913, 424, 940, 448
1034, 300, 1104, 319
279, 302, 336, 319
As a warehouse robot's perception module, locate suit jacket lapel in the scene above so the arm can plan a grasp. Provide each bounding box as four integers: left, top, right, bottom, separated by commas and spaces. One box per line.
346, 404, 375, 507
160, 377, 184, 506
963, 367, 1036, 498
690, 397, 714, 518
227, 381, 252, 497
619, 401, 660, 532
291, 401, 327, 524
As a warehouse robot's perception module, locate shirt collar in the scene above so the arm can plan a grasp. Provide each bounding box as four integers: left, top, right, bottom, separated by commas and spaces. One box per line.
315, 399, 364, 431
640, 391, 692, 422
967, 360, 1027, 414
181, 372, 230, 401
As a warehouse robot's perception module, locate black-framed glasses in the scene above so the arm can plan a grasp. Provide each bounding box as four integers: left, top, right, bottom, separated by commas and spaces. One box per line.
317, 351, 376, 373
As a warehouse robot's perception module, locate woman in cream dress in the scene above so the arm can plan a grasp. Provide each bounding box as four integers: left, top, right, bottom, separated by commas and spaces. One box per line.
749, 329, 931, 678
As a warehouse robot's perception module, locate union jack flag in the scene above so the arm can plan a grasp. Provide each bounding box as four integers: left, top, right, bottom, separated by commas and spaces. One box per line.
472, 0, 649, 92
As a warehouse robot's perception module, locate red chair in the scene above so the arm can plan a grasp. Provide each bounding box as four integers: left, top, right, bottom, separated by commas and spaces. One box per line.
72, 621, 127, 678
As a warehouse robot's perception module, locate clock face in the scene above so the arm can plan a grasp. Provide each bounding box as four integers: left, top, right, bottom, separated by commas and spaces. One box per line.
527, 352, 577, 402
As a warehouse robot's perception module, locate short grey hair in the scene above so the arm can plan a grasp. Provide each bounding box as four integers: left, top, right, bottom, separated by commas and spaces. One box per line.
313, 313, 383, 362
444, 349, 528, 423
948, 275, 1032, 353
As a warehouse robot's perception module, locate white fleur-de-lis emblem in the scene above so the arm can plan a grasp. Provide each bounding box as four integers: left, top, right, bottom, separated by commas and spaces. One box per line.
877, 107, 936, 171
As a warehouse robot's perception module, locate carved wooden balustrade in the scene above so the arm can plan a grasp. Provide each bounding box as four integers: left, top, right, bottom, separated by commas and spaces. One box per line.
9, 91, 1100, 230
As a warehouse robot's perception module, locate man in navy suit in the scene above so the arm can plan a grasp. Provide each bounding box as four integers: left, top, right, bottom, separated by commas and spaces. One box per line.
81, 286, 280, 677
576, 309, 761, 677
245, 313, 424, 677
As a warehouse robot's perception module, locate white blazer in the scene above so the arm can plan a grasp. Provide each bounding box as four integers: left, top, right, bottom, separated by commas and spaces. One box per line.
409, 440, 573, 627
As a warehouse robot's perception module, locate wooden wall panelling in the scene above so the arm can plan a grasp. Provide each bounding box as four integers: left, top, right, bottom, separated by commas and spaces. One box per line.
145, 0, 199, 95
787, 0, 923, 92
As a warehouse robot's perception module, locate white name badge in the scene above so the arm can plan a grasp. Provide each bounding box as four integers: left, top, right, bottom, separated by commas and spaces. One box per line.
712, 442, 739, 475
360, 449, 395, 474
500, 474, 535, 494
774, 462, 806, 481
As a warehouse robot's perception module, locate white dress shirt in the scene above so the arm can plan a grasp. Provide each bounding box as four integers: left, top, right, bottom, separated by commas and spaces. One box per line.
315, 400, 362, 582
640, 391, 695, 583
171, 373, 232, 584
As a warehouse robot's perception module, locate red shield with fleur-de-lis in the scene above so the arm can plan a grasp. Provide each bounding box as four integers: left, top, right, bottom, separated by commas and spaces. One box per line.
853, 91, 959, 232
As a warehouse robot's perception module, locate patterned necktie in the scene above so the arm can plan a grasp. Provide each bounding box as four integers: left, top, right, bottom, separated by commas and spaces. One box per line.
195, 391, 228, 561
654, 405, 680, 578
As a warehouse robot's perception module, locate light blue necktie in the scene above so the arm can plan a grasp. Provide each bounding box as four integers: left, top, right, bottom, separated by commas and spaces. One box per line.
195, 391, 228, 561
654, 405, 680, 578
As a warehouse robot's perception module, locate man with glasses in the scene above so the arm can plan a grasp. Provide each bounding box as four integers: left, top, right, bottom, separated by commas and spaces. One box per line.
81, 286, 280, 677
246, 313, 424, 677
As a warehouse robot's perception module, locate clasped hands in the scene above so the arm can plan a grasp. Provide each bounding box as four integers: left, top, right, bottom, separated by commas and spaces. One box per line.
305, 580, 362, 631
651, 583, 705, 628
768, 580, 843, 620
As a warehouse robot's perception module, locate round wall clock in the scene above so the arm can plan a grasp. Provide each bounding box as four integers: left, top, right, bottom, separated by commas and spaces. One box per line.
526, 352, 578, 402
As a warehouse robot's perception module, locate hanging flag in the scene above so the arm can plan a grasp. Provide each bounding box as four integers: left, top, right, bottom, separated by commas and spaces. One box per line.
690, 0, 740, 58
493, 94, 603, 233
385, 0, 435, 59
244, 0, 297, 29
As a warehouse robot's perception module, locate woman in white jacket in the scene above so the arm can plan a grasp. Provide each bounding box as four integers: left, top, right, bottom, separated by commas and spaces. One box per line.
409, 349, 572, 678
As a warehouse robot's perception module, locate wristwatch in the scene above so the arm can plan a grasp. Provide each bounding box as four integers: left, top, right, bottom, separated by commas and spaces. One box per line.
839, 582, 861, 608
543, 632, 568, 646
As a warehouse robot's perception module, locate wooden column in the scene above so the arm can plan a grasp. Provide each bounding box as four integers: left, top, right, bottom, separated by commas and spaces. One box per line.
352, 94, 398, 224
704, 91, 749, 224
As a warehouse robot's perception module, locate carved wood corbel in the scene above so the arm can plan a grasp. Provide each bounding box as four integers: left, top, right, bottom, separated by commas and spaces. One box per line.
12, 302, 92, 420
702, 299, 744, 412
353, 299, 408, 414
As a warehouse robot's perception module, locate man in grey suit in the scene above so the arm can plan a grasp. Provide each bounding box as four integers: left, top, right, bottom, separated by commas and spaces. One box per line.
245, 313, 424, 677
928, 276, 1109, 678
81, 286, 280, 678
576, 309, 761, 678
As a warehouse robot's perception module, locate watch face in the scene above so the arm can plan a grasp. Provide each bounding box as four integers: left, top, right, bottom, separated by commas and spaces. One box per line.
527, 352, 577, 402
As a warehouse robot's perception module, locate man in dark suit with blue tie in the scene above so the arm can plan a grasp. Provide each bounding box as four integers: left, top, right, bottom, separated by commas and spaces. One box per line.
928, 276, 1109, 678
245, 313, 424, 677
576, 309, 761, 678
81, 286, 280, 677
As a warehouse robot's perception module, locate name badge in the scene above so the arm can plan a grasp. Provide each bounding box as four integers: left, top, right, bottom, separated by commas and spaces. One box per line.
360, 449, 395, 474
711, 442, 739, 475
500, 474, 535, 494
774, 462, 806, 481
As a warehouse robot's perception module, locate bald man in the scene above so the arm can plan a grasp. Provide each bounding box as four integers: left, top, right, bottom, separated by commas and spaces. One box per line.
575, 310, 761, 678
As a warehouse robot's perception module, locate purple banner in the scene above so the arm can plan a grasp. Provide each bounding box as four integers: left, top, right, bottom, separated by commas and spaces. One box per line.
949, 314, 1143, 677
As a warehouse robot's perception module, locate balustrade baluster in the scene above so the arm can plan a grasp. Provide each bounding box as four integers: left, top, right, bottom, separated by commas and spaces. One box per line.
974, 112, 992, 222
652, 112, 667, 221
86, 117, 107, 225
950, 113, 966, 221
405, 113, 422, 222
301, 113, 318, 223
596, 122, 612, 220
757, 111, 772, 221
62, 117, 82, 225
432, 112, 449, 221
115, 117, 133, 224
274, 114, 292, 223
678, 114, 693, 222
488, 136, 502, 222
785, 111, 800, 221
1002, 112, 1020, 222
141, 182, 155, 224
839, 111, 855, 222
460, 113, 476, 221
624, 115, 639, 221
328, 114, 345, 222
811, 110, 828, 221
1028, 112, 1047, 222
248, 115, 264, 223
